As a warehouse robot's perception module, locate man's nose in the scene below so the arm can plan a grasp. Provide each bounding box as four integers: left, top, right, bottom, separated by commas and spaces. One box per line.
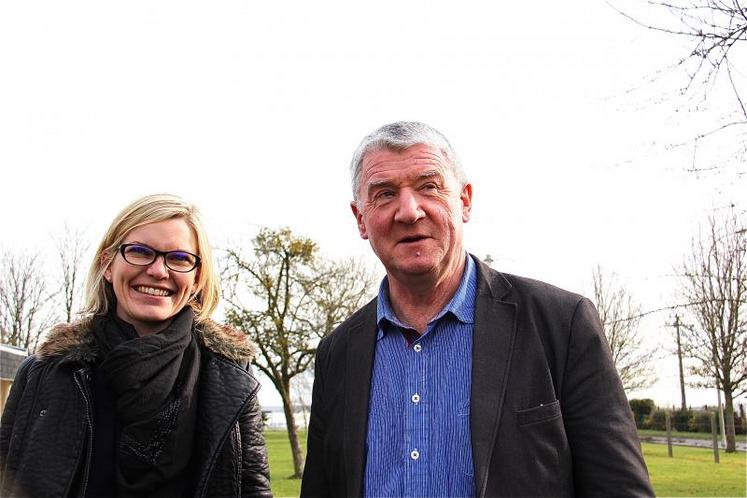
145, 255, 170, 278
394, 190, 425, 224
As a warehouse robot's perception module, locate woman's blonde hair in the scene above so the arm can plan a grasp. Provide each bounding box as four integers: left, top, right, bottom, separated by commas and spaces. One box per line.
83, 193, 220, 323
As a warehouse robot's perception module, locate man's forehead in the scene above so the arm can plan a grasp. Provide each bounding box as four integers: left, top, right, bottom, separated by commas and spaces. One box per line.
361, 144, 449, 174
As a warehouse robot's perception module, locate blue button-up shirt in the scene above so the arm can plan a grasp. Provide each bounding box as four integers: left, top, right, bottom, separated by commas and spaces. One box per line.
364, 254, 477, 498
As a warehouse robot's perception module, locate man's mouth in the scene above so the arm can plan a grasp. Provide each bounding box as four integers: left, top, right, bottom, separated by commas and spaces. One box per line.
399, 235, 428, 244
133, 285, 173, 297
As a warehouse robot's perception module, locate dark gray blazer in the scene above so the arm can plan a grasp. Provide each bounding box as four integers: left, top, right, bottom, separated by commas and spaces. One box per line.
301, 258, 654, 497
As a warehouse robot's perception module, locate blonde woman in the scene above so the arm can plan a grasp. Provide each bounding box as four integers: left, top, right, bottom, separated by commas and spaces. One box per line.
0, 194, 271, 497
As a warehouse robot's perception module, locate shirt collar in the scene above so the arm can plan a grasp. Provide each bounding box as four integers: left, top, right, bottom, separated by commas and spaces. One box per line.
376, 254, 477, 338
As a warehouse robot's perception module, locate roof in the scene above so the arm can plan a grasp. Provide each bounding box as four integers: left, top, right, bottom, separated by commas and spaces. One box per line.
0, 343, 28, 381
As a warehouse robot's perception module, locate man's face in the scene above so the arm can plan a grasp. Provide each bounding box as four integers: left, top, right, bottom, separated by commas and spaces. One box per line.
351, 144, 472, 282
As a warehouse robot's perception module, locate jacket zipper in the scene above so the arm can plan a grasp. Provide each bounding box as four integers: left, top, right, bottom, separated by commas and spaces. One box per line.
71, 369, 94, 498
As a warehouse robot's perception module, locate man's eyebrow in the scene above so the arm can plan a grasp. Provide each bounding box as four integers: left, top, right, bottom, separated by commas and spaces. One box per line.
366, 179, 396, 191
416, 169, 442, 180
366, 170, 443, 191
366, 180, 394, 194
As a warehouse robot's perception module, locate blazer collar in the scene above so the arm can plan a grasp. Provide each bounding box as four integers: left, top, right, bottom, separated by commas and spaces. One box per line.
471, 258, 517, 497
343, 299, 378, 498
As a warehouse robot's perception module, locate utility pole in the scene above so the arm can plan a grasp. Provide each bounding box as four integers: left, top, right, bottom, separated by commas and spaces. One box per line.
674, 315, 687, 411
668, 315, 688, 411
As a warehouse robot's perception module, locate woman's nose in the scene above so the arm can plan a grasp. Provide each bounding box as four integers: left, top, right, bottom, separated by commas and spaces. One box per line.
145, 255, 170, 278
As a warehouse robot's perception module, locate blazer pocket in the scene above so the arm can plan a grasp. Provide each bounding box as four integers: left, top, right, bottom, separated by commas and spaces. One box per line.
516, 400, 561, 427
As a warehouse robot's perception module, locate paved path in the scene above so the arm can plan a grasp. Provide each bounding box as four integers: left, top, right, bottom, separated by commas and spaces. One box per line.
640, 435, 746, 451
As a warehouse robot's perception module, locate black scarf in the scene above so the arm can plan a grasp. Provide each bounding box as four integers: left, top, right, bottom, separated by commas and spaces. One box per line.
93, 307, 201, 498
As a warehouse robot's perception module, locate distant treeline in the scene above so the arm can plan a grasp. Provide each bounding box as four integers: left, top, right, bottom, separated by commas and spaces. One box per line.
630, 399, 747, 434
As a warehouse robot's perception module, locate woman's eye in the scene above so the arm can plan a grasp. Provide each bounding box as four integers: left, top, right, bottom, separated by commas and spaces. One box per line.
169, 252, 197, 265
128, 245, 154, 256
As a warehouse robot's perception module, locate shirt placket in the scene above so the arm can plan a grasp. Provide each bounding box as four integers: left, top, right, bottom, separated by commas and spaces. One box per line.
404, 329, 430, 497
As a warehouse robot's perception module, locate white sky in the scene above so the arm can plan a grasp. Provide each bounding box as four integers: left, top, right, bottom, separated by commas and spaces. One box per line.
1, 0, 744, 410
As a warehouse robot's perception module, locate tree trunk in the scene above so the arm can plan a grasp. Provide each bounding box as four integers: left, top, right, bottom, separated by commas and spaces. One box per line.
280, 383, 305, 478
723, 388, 737, 453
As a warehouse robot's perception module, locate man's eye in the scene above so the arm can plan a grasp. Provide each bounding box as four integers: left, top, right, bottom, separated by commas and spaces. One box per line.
376, 191, 395, 200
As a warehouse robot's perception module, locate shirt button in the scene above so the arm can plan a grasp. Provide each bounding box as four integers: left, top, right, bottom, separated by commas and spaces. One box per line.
413, 344, 422, 352
411, 393, 420, 403
410, 449, 420, 460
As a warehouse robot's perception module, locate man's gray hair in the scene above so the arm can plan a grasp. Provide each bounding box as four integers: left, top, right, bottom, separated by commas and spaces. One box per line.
350, 121, 467, 201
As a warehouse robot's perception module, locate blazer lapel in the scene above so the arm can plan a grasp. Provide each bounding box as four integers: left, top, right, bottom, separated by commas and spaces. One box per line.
471, 260, 517, 497
343, 300, 378, 497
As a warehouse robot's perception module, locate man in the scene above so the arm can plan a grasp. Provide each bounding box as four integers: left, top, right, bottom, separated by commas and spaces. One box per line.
301, 121, 653, 497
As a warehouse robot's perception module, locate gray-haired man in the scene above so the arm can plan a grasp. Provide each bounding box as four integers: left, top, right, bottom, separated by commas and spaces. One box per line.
301, 121, 653, 497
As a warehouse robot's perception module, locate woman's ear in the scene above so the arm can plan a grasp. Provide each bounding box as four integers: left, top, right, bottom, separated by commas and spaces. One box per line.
101, 252, 113, 282
193, 267, 201, 293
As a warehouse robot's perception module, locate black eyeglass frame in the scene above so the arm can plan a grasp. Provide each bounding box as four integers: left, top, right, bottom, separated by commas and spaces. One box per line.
118, 243, 201, 273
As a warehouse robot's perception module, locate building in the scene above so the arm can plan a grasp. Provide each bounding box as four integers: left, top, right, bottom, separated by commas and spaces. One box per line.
0, 344, 28, 414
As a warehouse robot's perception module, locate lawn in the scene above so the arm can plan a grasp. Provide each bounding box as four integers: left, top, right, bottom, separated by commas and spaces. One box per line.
264, 431, 746, 498
643, 443, 746, 497
266, 429, 306, 498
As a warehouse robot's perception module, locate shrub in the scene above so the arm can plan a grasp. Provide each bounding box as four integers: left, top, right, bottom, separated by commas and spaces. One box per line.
629, 399, 655, 429
733, 412, 746, 435
646, 409, 668, 431
672, 409, 693, 432
689, 410, 720, 433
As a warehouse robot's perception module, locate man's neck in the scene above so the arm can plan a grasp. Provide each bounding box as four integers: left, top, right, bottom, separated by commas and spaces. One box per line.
386, 254, 467, 334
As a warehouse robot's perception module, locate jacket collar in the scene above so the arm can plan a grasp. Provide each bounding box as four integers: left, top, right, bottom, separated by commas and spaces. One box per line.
343, 298, 377, 498
470, 257, 517, 497
35, 315, 258, 365
191, 350, 260, 495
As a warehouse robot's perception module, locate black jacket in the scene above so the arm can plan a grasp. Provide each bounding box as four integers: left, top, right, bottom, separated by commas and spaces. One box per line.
0, 318, 272, 498
301, 259, 653, 497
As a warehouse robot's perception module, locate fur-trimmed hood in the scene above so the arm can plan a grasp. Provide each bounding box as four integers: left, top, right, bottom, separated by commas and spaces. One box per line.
35, 317, 258, 365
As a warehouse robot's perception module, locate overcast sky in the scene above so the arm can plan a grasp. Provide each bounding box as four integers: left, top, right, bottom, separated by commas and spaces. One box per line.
1, 0, 744, 409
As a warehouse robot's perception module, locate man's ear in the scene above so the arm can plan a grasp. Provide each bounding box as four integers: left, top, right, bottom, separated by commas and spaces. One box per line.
350, 201, 369, 240
460, 183, 473, 222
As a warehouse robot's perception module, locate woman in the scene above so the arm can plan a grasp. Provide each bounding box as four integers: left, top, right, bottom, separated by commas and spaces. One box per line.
0, 194, 272, 497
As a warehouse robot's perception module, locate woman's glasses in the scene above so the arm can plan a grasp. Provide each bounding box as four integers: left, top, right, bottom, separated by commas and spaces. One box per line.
118, 243, 201, 273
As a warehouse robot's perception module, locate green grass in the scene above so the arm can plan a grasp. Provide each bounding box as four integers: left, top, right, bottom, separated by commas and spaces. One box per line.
264, 431, 746, 497
266, 429, 306, 498
639, 429, 747, 443
643, 442, 746, 497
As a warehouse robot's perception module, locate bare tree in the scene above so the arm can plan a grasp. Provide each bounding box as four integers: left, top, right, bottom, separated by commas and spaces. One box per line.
292, 369, 314, 430
679, 208, 746, 452
54, 225, 89, 322
592, 266, 656, 392
0, 251, 57, 351
614, 0, 747, 170
222, 227, 374, 478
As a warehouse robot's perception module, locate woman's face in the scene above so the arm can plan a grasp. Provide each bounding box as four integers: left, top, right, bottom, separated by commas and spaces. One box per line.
104, 218, 199, 335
